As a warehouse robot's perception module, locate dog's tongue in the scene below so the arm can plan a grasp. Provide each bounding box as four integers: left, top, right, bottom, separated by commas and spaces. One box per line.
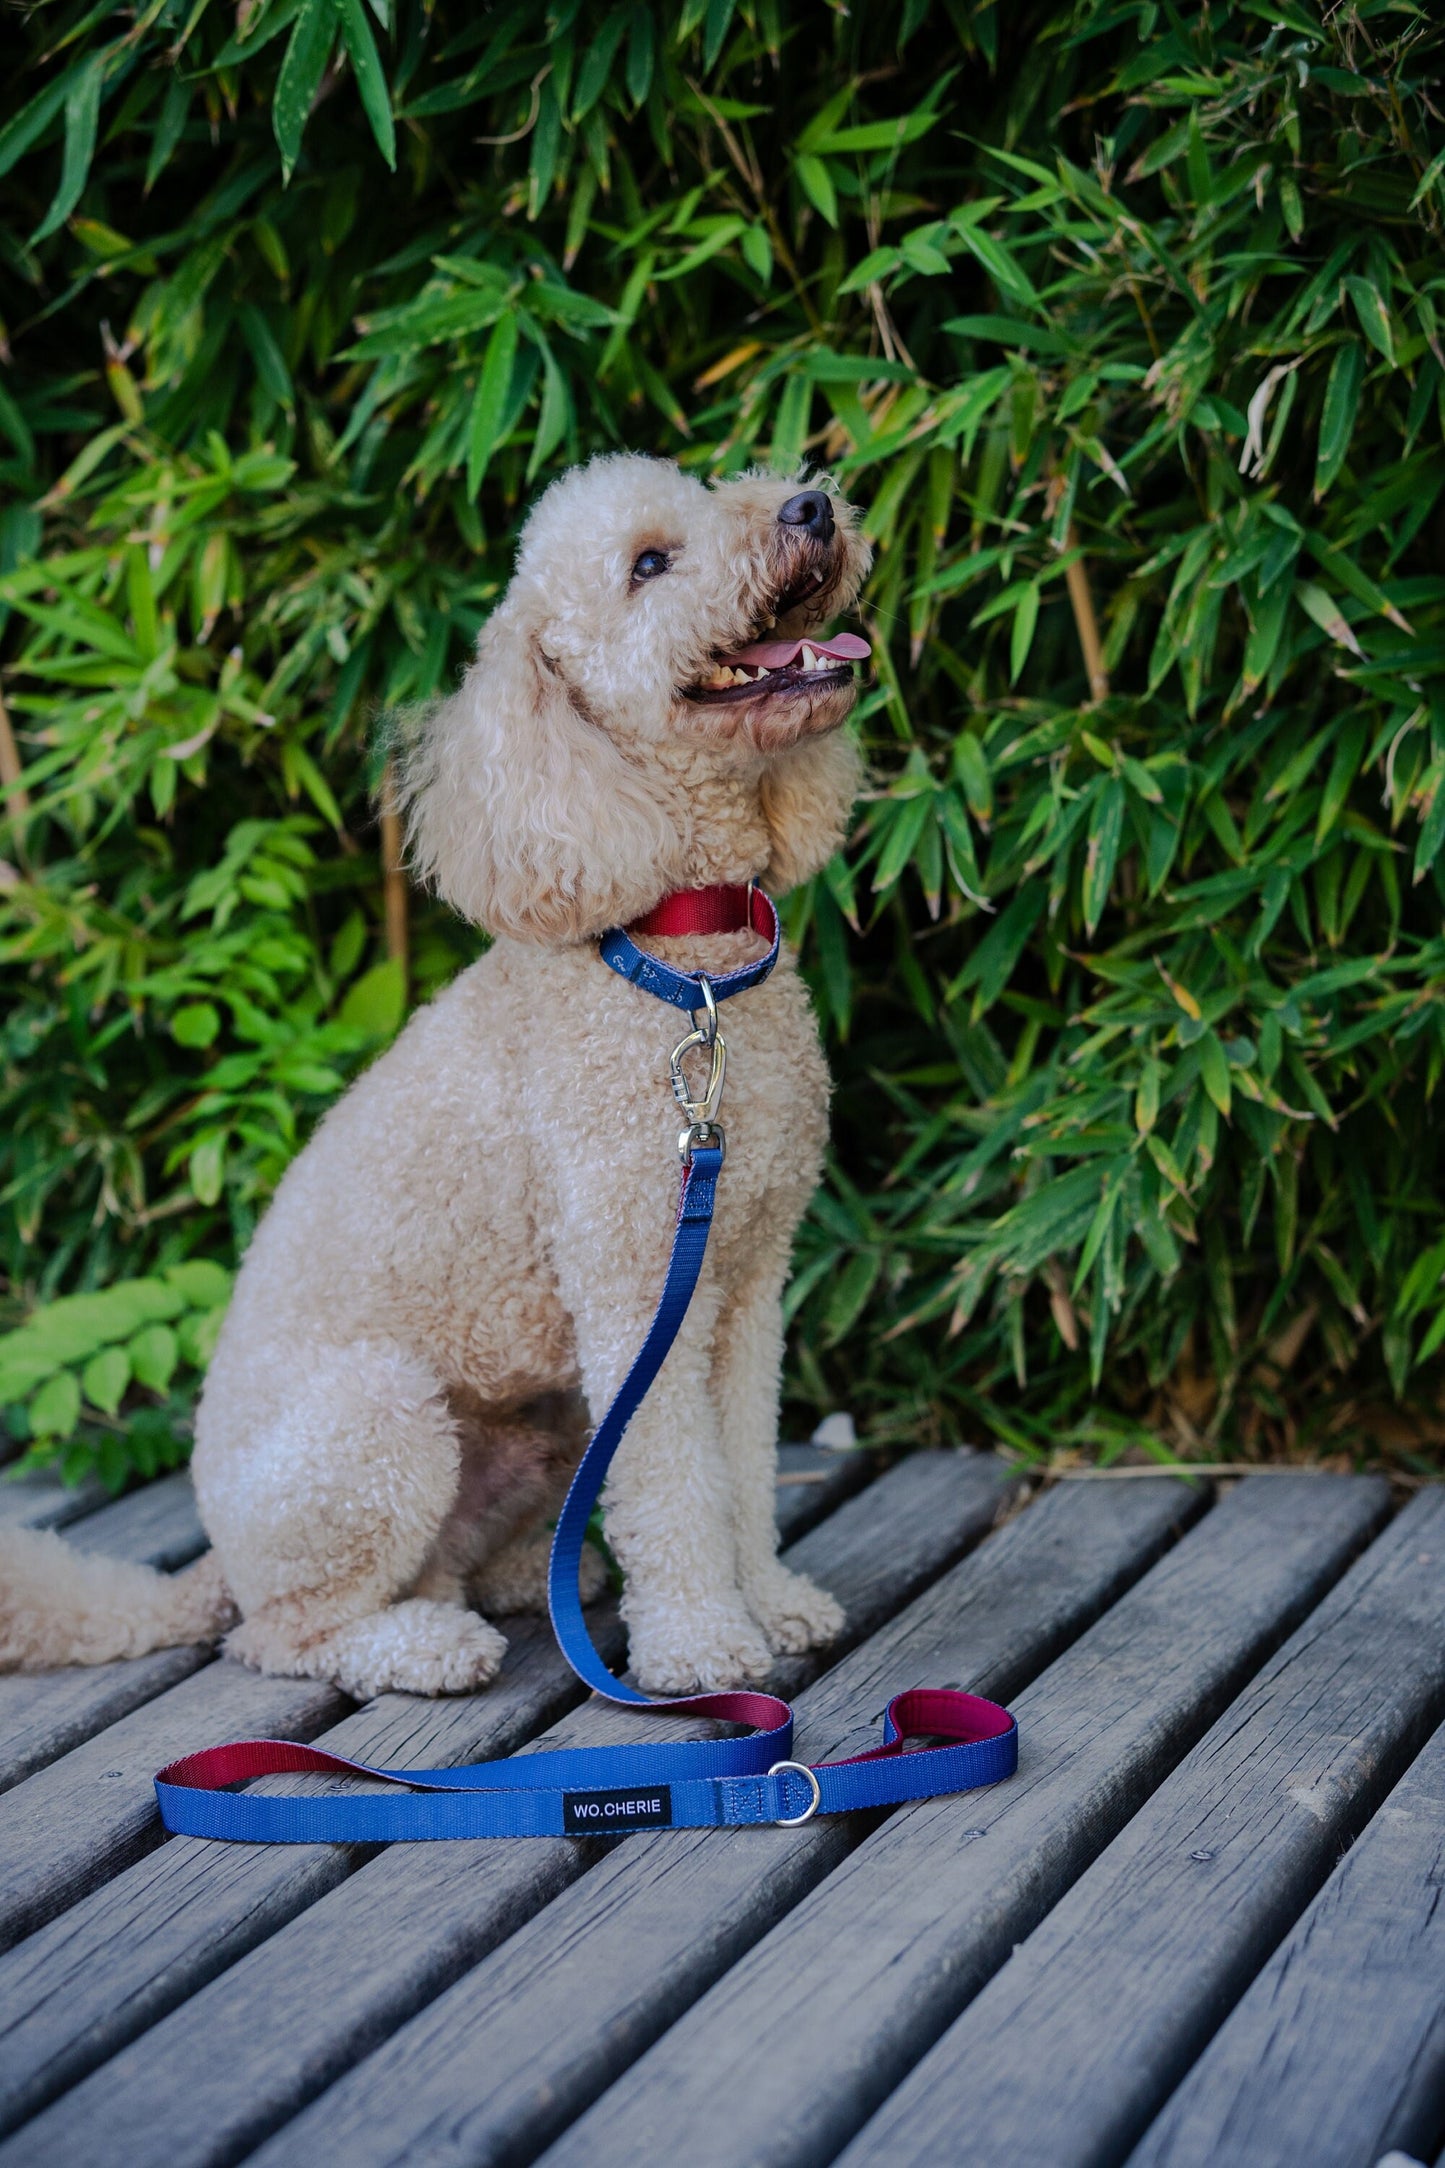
718, 631, 871, 670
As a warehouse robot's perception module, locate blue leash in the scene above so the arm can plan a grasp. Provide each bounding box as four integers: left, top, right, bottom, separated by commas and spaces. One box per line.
155, 896, 1018, 1841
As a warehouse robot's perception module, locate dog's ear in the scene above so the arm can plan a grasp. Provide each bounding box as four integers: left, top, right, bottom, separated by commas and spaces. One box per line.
400, 615, 680, 943
759, 731, 862, 894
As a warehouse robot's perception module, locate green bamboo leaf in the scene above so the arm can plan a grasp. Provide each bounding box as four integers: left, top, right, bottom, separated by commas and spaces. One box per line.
1198, 1031, 1232, 1117
1242, 579, 1291, 691
954, 882, 1045, 1009
274, 0, 336, 181
1314, 339, 1364, 502
1009, 581, 1040, 683
1413, 758, 1445, 885
144, 74, 191, 193
0, 66, 71, 184
953, 223, 1038, 306
1415, 1305, 1445, 1366
952, 733, 992, 825
1295, 581, 1362, 656
626, 9, 655, 104
189, 1134, 227, 1207
238, 305, 294, 409
527, 341, 571, 481
794, 154, 838, 227
811, 112, 939, 154
1121, 755, 1163, 805
1315, 716, 1368, 846
1342, 274, 1394, 366
871, 791, 933, 893
1304, 533, 1413, 634
703, 0, 737, 70
1082, 777, 1125, 937
822, 1251, 880, 1344
1409, 143, 1445, 211
1072, 1169, 1123, 1295
467, 314, 521, 497
31, 49, 106, 243
338, 0, 396, 170
573, 6, 630, 118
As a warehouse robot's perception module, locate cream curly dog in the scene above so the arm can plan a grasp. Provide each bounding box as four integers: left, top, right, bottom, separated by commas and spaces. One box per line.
0, 453, 872, 1700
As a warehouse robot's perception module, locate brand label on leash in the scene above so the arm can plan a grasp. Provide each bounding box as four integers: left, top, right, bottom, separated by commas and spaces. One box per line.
562, 1784, 674, 1834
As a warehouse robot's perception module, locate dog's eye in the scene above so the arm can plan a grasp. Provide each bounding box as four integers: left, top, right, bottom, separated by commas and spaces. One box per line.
631, 549, 670, 583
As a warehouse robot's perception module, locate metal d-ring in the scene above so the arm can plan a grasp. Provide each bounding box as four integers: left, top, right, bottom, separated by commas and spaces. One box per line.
768, 1759, 822, 1826
691, 972, 719, 1049
678, 1120, 726, 1165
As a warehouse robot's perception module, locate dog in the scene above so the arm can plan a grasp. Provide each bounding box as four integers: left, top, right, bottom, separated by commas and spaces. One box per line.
0, 453, 872, 1700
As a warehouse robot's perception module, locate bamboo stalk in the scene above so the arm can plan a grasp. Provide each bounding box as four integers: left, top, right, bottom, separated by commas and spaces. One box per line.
1063, 524, 1109, 703
379, 758, 408, 995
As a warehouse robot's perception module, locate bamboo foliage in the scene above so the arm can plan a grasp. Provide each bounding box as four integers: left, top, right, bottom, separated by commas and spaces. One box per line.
2, 1, 1444, 1482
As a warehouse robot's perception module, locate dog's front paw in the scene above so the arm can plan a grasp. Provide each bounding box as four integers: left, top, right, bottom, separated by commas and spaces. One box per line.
345, 1602, 509, 1696
626, 1601, 774, 1696
233, 1599, 510, 1699
744, 1566, 845, 1656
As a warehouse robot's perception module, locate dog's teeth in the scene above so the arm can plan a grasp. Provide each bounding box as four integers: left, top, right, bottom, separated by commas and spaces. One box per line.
801, 645, 819, 671
731, 668, 751, 686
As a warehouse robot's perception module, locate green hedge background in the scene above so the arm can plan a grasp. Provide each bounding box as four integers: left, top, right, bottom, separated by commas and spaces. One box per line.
3, 0, 1445, 1490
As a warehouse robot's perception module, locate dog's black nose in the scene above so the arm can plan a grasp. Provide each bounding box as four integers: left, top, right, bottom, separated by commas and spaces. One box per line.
777, 489, 835, 542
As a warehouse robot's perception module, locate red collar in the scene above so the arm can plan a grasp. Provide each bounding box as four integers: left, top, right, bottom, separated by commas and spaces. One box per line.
628, 883, 771, 939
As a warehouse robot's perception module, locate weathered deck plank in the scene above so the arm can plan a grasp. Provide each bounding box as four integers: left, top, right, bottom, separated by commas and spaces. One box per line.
543, 1473, 1385, 2168
0, 1452, 1013, 2166
839, 1478, 1445, 2168
0, 1476, 212, 1794
5, 1461, 1438, 2168
0, 1609, 617, 2143
1128, 1712, 1445, 2168
0, 1649, 214, 1800
66, 1473, 205, 1568
243, 1476, 1200, 2168
771, 1441, 873, 1541
0, 1663, 349, 1955
0, 1439, 914, 2150
0, 1469, 109, 1531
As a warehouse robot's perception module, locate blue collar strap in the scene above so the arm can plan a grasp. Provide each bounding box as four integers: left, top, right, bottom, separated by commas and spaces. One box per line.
154, 905, 1018, 1841
597, 886, 781, 1013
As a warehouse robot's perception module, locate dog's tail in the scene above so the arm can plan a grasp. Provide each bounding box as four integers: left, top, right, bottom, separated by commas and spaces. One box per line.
0, 1526, 235, 1670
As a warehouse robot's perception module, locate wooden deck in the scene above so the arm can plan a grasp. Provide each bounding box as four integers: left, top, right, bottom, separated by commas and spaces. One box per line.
1, 1449, 1444, 2167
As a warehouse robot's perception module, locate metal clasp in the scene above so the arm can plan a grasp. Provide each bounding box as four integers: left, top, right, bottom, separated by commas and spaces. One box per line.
670, 1027, 726, 1123
671, 975, 727, 1161
671, 976, 726, 1140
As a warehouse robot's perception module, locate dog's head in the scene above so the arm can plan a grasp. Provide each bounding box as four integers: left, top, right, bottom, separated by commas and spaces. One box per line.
403, 454, 872, 942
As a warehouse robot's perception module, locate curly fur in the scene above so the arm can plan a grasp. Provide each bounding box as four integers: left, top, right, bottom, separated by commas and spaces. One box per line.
0, 454, 871, 1700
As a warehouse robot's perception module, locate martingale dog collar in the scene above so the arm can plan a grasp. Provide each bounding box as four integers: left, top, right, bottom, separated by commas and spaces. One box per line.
598, 882, 780, 1012
154, 887, 1018, 1843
